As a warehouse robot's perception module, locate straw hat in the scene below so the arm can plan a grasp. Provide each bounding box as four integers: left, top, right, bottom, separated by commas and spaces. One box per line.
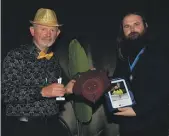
30, 8, 63, 27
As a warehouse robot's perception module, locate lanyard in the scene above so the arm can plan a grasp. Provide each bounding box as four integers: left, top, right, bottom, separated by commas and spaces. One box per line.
128, 48, 145, 71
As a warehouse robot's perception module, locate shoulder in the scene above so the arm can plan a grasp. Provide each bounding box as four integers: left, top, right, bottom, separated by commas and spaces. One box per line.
145, 44, 167, 62
143, 45, 169, 73
7, 45, 29, 55
3, 45, 29, 63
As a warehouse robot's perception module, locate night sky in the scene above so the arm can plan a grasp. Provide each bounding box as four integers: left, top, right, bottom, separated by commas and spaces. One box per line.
2, 0, 169, 60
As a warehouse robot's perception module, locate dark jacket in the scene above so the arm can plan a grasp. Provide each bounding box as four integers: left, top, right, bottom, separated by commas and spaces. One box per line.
113, 44, 169, 132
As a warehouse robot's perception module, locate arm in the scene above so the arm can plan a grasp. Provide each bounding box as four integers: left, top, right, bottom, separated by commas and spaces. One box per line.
2, 50, 43, 104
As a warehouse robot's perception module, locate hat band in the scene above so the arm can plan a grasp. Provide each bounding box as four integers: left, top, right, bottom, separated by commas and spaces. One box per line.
31, 20, 61, 26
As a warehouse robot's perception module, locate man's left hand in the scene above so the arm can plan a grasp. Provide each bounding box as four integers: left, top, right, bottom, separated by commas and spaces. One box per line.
114, 107, 136, 116
65, 80, 76, 94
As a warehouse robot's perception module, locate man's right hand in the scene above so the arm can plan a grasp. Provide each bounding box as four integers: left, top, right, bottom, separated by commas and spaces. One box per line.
41, 83, 66, 97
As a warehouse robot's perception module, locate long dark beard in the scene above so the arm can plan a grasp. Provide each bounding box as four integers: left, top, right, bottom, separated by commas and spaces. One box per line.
120, 30, 149, 60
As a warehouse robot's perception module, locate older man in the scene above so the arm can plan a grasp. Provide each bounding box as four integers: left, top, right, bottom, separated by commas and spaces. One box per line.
2, 8, 75, 136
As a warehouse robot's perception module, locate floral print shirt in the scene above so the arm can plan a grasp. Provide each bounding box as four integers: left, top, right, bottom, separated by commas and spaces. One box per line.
2, 44, 62, 117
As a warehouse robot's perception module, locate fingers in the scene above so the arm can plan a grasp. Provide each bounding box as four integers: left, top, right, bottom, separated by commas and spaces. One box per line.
53, 83, 64, 88
114, 112, 125, 116
114, 107, 136, 116
113, 108, 128, 116
65, 80, 76, 94
52, 87, 66, 96
70, 79, 76, 83
118, 107, 130, 111
41, 83, 66, 97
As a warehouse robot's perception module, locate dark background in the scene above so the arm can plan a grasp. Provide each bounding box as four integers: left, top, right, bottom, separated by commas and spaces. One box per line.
2, 0, 169, 60
1, 0, 169, 134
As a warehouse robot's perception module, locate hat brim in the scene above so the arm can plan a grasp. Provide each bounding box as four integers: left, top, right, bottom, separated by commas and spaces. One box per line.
29, 20, 63, 27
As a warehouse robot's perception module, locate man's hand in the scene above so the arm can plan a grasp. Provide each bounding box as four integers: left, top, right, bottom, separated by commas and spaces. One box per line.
114, 107, 136, 116
41, 83, 66, 97
65, 80, 76, 94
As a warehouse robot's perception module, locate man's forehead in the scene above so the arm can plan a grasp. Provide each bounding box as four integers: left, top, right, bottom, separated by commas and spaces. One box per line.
123, 14, 143, 25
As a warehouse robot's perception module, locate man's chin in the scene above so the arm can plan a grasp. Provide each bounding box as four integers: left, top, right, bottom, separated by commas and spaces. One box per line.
42, 43, 53, 48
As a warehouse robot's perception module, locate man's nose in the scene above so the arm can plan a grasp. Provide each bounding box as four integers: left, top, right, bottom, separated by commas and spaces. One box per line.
47, 31, 52, 37
45, 30, 51, 37
130, 26, 135, 32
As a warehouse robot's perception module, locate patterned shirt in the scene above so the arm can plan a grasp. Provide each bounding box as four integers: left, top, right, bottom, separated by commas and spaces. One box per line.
2, 44, 62, 117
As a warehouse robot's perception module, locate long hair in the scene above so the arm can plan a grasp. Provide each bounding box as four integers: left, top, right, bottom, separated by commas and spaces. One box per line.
116, 12, 148, 60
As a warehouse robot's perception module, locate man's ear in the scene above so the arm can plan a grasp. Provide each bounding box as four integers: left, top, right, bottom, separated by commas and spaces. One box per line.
30, 26, 35, 36
56, 29, 61, 36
